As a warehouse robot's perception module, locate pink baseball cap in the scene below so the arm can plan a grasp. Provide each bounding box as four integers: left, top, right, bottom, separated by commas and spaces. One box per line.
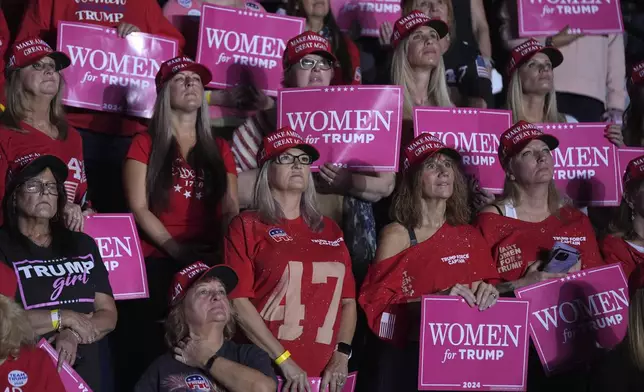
623, 155, 644, 188
258, 127, 320, 166
507, 38, 563, 77
169, 262, 238, 306
155, 56, 212, 92
631, 60, 644, 85
391, 10, 449, 49
6, 37, 71, 72
403, 133, 460, 171
283, 32, 337, 69
498, 121, 559, 164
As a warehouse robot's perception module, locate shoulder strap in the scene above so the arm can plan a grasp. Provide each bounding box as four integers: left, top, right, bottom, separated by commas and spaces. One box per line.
492, 204, 504, 216
407, 227, 418, 247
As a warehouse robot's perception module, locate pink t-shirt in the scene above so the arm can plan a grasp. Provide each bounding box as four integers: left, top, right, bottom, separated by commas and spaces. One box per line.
163, 0, 265, 57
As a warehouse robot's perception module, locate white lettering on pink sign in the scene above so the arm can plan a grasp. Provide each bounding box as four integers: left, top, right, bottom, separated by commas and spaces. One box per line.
518, 0, 623, 36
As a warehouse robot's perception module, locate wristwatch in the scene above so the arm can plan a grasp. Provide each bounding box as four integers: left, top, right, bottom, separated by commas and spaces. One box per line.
203, 354, 219, 371
335, 343, 353, 359
545, 36, 554, 48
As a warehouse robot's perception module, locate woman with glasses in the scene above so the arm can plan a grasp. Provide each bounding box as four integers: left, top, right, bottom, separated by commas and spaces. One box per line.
225, 128, 357, 392
0, 38, 91, 230
0, 155, 117, 392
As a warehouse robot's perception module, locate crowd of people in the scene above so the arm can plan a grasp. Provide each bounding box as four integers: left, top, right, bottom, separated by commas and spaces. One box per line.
0, 0, 642, 391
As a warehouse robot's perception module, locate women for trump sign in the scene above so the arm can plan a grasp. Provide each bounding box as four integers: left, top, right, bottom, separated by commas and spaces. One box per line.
37, 339, 92, 392
515, 264, 629, 375
332, 0, 401, 37
419, 296, 530, 391
277, 86, 403, 171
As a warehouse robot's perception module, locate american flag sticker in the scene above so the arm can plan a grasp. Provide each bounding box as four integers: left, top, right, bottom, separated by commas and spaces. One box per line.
476, 56, 491, 80
379, 312, 396, 340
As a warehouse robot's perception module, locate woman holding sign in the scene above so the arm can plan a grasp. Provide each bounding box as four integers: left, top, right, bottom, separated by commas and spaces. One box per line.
225, 129, 357, 392
359, 134, 499, 392
0, 38, 91, 230
0, 155, 117, 392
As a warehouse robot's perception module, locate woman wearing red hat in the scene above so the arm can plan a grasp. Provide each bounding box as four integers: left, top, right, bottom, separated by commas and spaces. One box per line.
359, 133, 499, 392
601, 156, 644, 278
623, 61, 644, 146
225, 128, 357, 392
122, 56, 239, 388
0, 38, 90, 230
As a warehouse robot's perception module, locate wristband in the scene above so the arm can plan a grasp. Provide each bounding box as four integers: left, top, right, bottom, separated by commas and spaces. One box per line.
68, 328, 82, 343
205, 90, 211, 105
545, 36, 554, 48
50, 309, 61, 331
203, 354, 219, 371
274, 350, 291, 365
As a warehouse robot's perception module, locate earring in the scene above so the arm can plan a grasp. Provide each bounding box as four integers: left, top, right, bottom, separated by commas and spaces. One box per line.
632, 210, 636, 222
509, 174, 516, 181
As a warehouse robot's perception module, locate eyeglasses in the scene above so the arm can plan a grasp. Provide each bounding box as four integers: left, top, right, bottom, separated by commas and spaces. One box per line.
22, 181, 59, 195
31, 61, 57, 72
298, 57, 334, 71
275, 153, 313, 165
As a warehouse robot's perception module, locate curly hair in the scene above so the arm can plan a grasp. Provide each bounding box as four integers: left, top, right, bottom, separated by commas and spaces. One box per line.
391, 154, 470, 228
0, 295, 34, 360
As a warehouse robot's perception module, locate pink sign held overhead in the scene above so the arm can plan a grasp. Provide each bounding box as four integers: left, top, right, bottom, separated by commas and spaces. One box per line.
537, 123, 619, 206
196, 4, 304, 96
413, 108, 512, 193
517, 0, 624, 36
616, 147, 644, 198
84, 214, 148, 301
277, 372, 358, 392
57, 22, 179, 118
515, 264, 629, 375
419, 296, 530, 391
278, 86, 403, 171
37, 339, 93, 392
332, 0, 401, 37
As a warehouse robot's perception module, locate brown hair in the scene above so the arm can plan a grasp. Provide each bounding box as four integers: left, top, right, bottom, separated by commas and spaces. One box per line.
627, 288, 644, 371
608, 180, 641, 239
391, 153, 470, 228
164, 278, 236, 347
1, 67, 69, 139
0, 295, 34, 360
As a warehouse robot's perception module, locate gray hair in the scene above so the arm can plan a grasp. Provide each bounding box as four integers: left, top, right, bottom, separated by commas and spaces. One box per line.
253, 162, 324, 231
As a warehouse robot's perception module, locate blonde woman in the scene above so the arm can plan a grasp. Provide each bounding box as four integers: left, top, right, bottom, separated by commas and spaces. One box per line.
0, 267, 65, 391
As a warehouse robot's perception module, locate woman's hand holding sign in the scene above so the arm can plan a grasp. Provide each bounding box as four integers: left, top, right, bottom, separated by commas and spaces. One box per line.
117, 23, 141, 38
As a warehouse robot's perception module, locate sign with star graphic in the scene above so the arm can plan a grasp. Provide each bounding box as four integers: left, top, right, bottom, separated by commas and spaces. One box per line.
515, 264, 628, 375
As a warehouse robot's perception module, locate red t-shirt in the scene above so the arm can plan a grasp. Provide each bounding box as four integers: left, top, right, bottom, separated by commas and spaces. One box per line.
126, 132, 236, 257
359, 223, 498, 344
0, 123, 88, 221
600, 234, 644, 279
0, 10, 10, 105
331, 34, 361, 86
224, 211, 356, 376
475, 205, 604, 283
0, 261, 17, 297
15, 0, 185, 136
0, 347, 65, 392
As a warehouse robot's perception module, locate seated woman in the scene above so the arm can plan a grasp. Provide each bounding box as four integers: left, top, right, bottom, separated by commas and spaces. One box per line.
359, 134, 499, 392
0, 287, 65, 392
0, 38, 91, 229
624, 61, 644, 146
225, 129, 357, 392
601, 156, 644, 277
0, 155, 117, 391
135, 262, 276, 392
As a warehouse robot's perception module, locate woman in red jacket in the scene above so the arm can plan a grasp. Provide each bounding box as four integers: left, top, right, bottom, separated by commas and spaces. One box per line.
15, 0, 185, 213
601, 156, 644, 278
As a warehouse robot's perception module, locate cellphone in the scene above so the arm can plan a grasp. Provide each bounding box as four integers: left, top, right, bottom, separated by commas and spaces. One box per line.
544, 242, 580, 273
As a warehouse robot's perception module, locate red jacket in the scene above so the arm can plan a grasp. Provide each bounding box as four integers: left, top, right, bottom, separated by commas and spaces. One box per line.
16, 0, 185, 136
600, 234, 644, 279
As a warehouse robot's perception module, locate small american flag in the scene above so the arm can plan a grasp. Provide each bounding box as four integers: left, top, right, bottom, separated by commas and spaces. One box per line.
379, 312, 396, 340
476, 56, 491, 80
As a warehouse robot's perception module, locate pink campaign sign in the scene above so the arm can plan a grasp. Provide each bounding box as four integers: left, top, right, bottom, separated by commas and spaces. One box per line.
537, 123, 619, 206
419, 296, 530, 391
413, 108, 512, 193
517, 0, 624, 36
332, 0, 401, 37
57, 22, 179, 118
84, 214, 148, 301
616, 147, 644, 198
278, 86, 403, 171
196, 4, 304, 96
277, 372, 357, 392
515, 264, 629, 375
37, 339, 93, 392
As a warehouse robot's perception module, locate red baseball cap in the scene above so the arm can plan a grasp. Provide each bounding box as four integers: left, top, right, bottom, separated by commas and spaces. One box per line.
507, 38, 563, 77
623, 155, 644, 188
155, 56, 212, 92
0, 262, 17, 298
403, 133, 460, 171
498, 121, 559, 165
391, 11, 449, 49
283, 32, 337, 69
258, 127, 320, 166
631, 61, 644, 85
169, 262, 238, 306
6, 37, 71, 72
